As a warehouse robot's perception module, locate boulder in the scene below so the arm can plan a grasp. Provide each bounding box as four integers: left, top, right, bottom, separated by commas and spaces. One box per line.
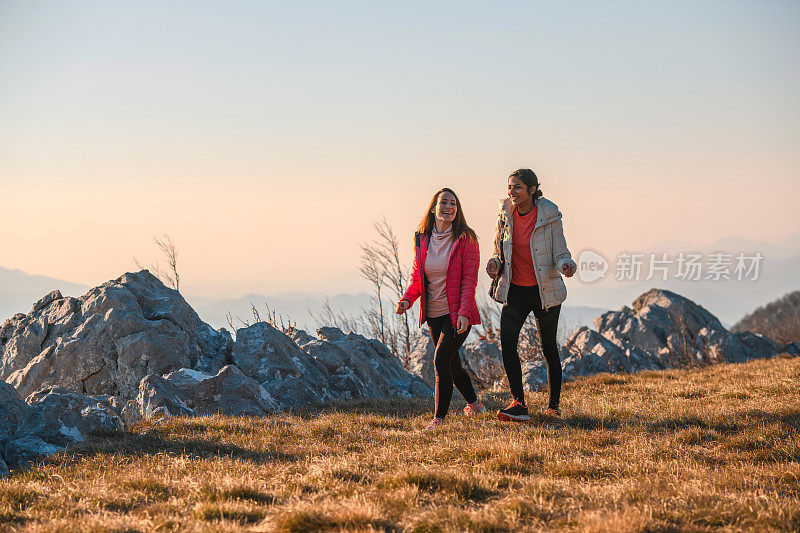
13, 387, 123, 447
232, 322, 330, 405
462, 339, 505, 388
193, 365, 279, 416
561, 326, 661, 377
123, 374, 196, 425
591, 289, 800, 368
314, 327, 431, 399
3, 436, 65, 469
0, 271, 232, 403
125, 365, 279, 423
557, 289, 800, 381
0, 380, 27, 446
406, 331, 436, 387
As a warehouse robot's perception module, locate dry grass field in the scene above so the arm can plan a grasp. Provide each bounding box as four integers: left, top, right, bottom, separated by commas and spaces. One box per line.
1, 355, 799, 532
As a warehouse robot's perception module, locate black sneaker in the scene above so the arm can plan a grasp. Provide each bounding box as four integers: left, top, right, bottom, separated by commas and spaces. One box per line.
497, 400, 530, 422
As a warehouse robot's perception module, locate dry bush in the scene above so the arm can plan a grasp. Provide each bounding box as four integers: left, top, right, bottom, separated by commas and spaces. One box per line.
733, 290, 800, 344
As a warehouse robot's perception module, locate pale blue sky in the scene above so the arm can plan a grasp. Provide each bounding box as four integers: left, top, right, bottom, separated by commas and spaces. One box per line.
1, 1, 798, 297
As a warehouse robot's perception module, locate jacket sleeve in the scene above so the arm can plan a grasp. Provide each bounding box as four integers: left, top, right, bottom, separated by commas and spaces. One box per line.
552, 214, 577, 274
458, 238, 480, 317
491, 212, 504, 264
401, 246, 422, 305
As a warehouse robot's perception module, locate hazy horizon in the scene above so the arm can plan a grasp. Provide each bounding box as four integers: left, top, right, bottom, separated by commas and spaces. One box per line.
2, 1, 799, 298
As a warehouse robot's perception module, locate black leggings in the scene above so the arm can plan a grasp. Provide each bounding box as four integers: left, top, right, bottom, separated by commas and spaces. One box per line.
500, 283, 562, 409
427, 314, 477, 418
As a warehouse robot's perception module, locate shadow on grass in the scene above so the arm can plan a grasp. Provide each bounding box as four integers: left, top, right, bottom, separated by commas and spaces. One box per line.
53, 430, 299, 467
289, 396, 432, 420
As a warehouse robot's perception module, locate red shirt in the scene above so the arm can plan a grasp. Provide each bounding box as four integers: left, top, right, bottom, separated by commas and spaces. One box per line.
511, 205, 538, 286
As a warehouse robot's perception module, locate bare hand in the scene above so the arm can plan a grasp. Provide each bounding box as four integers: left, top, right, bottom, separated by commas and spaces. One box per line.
456, 315, 469, 334
563, 262, 575, 278
486, 258, 500, 278
396, 300, 410, 314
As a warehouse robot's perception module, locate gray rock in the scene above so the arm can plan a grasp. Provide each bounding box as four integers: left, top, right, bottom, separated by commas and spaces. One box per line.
14, 386, 122, 446
564, 289, 800, 378
561, 326, 661, 377
124, 374, 196, 426
193, 365, 279, 416
314, 327, 432, 399
126, 365, 279, 422
0, 270, 232, 403
163, 367, 213, 392
462, 339, 505, 388
520, 359, 549, 391
0, 380, 27, 446
407, 331, 436, 387
232, 322, 329, 405
4, 436, 65, 468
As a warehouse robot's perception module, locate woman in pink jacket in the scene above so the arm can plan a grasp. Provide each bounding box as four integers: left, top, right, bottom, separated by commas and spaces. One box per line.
397, 187, 485, 430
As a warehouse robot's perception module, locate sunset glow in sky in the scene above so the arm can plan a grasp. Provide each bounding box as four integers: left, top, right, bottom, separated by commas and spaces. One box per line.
2, 1, 798, 298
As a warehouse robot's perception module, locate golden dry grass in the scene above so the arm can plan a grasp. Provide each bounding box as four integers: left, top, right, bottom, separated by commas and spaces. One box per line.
1, 355, 799, 532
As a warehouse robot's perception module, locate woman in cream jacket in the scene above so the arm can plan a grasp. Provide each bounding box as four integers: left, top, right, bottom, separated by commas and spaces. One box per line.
487, 169, 576, 422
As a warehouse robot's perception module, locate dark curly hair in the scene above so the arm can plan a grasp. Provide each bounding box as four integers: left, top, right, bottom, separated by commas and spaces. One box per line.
509, 168, 543, 199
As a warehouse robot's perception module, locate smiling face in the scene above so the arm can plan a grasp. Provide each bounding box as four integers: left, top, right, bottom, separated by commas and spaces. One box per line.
433, 191, 457, 225
508, 175, 535, 208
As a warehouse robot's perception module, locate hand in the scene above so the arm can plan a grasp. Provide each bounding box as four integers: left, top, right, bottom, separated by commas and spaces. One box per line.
456, 315, 470, 334
396, 300, 410, 314
563, 262, 575, 278
486, 258, 500, 278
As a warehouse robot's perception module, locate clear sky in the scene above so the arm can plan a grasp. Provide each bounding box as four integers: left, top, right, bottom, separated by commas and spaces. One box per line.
2, 1, 798, 298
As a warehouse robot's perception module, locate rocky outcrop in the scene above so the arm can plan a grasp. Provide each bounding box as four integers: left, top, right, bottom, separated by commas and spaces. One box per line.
289, 326, 432, 400
0, 271, 435, 473
0, 271, 232, 403
454, 289, 800, 394
515, 288, 800, 391
122, 365, 280, 425
582, 289, 799, 367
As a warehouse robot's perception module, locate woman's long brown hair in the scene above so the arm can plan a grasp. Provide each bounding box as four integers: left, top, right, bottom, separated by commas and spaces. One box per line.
416, 187, 478, 242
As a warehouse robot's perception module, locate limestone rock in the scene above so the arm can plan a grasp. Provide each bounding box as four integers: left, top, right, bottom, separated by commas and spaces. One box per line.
564, 289, 800, 378
406, 331, 436, 387
462, 339, 505, 388
314, 327, 431, 399
13, 387, 123, 446
3, 436, 65, 469
232, 322, 330, 405
126, 365, 279, 423
0, 380, 27, 446
193, 365, 279, 416
0, 270, 232, 403
124, 374, 196, 426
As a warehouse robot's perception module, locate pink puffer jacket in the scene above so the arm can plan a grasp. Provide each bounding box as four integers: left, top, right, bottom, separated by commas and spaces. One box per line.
401, 231, 482, 329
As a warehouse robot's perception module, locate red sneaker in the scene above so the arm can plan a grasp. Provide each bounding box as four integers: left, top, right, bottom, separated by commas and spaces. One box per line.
463, 400, 487, 416
497, 399, 530, 422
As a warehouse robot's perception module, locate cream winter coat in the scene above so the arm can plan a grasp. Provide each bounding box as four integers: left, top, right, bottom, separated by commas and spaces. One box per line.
488, 196, 576, 310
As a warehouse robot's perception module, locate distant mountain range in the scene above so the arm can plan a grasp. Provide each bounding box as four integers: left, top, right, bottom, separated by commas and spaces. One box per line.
2, 233, 798, 332
0, 266, 90, 319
